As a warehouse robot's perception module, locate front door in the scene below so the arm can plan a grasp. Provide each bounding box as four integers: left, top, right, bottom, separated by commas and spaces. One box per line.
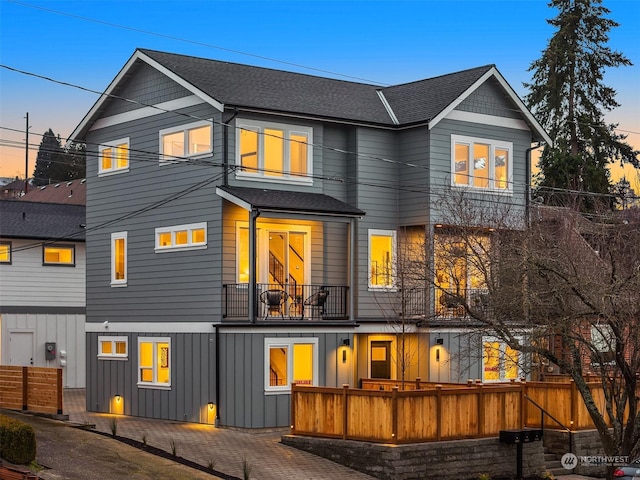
370, 340, 391, 379
9, 331, 34, 366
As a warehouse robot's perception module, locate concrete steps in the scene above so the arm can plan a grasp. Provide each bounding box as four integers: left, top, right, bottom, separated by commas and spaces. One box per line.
544, 451, 569, 477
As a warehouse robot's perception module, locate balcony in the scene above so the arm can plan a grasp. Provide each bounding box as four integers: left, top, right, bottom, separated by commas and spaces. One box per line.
223, 284, 350, 322
436, 288, 490, 319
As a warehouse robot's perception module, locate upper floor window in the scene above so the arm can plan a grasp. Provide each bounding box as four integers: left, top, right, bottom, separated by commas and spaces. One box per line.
368, 229, 396, 289
160, 121, 212, 163
236, 120, 312, 184
451, 135, 512, 191
99, 138, 129, 175
155, 222, 207, 252
111, 232, 127, 286
43, 244, 75, 266
0, 242, 11, 264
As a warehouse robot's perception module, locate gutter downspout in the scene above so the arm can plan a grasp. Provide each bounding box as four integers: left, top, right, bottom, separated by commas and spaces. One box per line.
214, 324, 220, 427
249, 208, 260, 323
222, 109, 239, 187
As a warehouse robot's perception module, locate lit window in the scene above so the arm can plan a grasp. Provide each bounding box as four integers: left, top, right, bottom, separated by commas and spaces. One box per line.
155, 222, 207, 252
98, 336, 128, 360
111, 232, 127, 286
0, 242, 12, 264
435, 234, 490, 296
160, 121, 212, 163
265, 338, 318, 393
451, 135, 512, 191
99, 138, 129, 175
138, 337, 171, 389
482, 337, 521, 382
236, 120, 312, 183
368, 229, 396, 289
43, 245, 75, 266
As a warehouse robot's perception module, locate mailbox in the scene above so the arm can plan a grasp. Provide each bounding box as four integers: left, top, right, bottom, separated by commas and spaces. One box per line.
45, 342, 57, 360
500, 429, 543, 444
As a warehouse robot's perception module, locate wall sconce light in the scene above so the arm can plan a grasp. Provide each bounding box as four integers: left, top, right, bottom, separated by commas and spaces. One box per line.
435, 348, 440, 362
115, 394, 121, 402
436, 337, 444, 345
342, 338, 350, 347
208, 402, 215, 410
342, 349, 347, 364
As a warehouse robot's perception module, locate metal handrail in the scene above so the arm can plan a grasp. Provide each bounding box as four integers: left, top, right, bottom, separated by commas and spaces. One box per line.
524, 394, 573, 454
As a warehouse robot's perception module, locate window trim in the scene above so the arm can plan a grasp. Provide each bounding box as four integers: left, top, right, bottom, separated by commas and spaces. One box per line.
0, 241, 12, 264
111, 232, 127, 287
368, 229, 397, 290
137, 337, 171, 389
42, 244, 75, 266
481, 335, 523, 382
159, 120, 213, 164
98, 336, 129, 360
235, 119, 313, 185
451, 134, 513, 192
155, 222, 207, 253
98, 138, 130, 176
264, 337, 319, 394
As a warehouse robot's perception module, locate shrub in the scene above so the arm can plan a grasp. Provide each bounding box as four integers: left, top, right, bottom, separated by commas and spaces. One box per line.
0, 415, 36, 464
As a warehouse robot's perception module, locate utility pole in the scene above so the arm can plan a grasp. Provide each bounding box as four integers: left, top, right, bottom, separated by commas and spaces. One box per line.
24, 112, 29, 194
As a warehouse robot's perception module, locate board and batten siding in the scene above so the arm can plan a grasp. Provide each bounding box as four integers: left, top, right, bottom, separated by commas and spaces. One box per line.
86, 331, 215, 422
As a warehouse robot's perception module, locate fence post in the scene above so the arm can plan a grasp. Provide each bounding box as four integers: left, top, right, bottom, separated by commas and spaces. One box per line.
391, 386, 398, 444
290, 382, 297, 433
22, 367, 28, 411
57, 368, 63, 414
342, 384, 349, 440
520, 380, 526, 429
477, 383, 484, 436
570, 379, 577, 429
415, 377, 421, 390
436, 384, 442, 441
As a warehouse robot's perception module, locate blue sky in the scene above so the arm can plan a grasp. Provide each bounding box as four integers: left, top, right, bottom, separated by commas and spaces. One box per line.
1, 0, 639, 184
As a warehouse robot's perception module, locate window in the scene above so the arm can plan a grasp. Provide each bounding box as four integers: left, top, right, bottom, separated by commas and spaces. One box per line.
160, 121, 212, 163
0, 242, 12, 264
368, 229, 396, 289
264, 338, 318, 393
99, 138, 129, 175
590, 324, 615, 368
98, 336, 128, 360
138, 337, 171, 388
452, 135, 512, 191
482, 336, 521, 382
111, 232, 127, 286
155, 222, 207, 252
236, 120, 312, 183
43, 244, 75, 266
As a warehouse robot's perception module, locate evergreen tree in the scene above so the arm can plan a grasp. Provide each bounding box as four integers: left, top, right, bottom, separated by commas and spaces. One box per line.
524, 0, 639, 212
32, 129, 86, 185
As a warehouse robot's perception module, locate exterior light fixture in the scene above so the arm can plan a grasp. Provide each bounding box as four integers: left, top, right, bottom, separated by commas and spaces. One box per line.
435, 348, 440, 362
436, 337, 444, 345
208, 402, 214, 410
342, 338, 350, 347
115, 394, 121, 402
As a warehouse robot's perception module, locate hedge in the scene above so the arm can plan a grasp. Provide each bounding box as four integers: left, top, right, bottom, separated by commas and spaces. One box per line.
0, 415, 36, 464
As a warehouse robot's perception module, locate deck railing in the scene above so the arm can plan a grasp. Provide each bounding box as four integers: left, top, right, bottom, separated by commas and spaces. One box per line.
223, 283, 349, 321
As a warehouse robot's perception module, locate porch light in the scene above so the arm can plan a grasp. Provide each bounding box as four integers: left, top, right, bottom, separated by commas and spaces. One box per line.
208, 402, 215, 410
436, 348, 440, 362
115, 394, 121, 402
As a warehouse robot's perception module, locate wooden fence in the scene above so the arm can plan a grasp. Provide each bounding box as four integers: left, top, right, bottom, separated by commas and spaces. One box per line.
291, 378, 622, 444
0, 366, 63, 415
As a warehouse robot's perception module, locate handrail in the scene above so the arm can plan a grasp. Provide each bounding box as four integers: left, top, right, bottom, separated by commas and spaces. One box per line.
524, 394, 573, 454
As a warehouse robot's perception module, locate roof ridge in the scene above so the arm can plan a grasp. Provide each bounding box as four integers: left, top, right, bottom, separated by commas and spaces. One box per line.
380, 64, 495, 90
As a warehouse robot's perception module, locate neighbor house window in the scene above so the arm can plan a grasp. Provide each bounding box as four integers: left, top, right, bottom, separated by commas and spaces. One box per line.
155, 222, 207, 252
452, 135, 512, 191
160, 121, 212, 163
265, 338, 318, 393
138, 337, 171, 389
368, 229, 396, 289
99, 138, 129, 175
111, 232, 127, 286
590, 324, 615, 369
482, 336, 521, 382
236, 120, 312, 183
98, 336, 128, 360
43, 244, 75, 266
0, 242, 12, 264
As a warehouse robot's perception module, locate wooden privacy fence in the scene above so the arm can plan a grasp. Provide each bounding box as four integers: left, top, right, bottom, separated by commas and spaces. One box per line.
291, 378, 623, 444
0, 366, 63, 415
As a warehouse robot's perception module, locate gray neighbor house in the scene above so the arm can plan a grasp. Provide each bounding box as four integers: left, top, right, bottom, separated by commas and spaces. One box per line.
70, 49, 550, 428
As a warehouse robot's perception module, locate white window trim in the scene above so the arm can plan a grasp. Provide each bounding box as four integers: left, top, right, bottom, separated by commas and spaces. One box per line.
111, 231, 127, 287
368, 229, 397, 291
481, 335, 523, 382
98, 336, 129, 360
159, 120, 213, 164
98, 137, 130, 176
137, 337, 171, 390
451, 134, 513, 193
264, 337, 318, 394
235, 119, 313, 185
154, 222, 207, 253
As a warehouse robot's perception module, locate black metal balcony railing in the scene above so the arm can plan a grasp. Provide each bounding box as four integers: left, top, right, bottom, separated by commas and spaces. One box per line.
223, 284, 349, 322
436, 288, 490, 319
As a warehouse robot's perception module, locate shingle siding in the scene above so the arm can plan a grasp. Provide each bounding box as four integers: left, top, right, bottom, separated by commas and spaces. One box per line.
455, 77, 522, 119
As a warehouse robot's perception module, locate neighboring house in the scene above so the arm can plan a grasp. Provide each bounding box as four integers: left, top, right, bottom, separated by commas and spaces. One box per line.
20, 179, 86, 206
0, 199, 86, 388
70, 49, 550, 427
1, 178, 28, 199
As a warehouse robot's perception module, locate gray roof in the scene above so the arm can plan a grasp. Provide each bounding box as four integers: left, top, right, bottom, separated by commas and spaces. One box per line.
140, 49, 493, 127
217, 186, 365, 217
0, 200, 85, 241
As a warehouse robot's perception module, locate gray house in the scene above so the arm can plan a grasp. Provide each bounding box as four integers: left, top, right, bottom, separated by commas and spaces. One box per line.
70, 49, 550, 428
